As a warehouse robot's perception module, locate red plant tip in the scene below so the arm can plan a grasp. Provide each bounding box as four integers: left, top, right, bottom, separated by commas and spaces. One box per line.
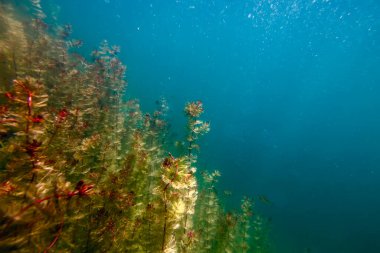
56, 108, 70, 125
75, 180, 93, 196
58, 108, 68, 119
79, 184, 93, 196
66, 181, 93, 199
26, 140, 42, 157
187, 230, 196, 239
0, 181, 15, 195
5, 92, 14, 100
32, 115, 44, 123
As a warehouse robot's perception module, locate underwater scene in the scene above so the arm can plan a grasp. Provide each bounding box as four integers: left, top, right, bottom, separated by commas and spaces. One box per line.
0, 0, 379, 252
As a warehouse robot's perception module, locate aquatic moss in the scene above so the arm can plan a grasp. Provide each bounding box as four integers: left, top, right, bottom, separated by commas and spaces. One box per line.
0, 1, 272, 252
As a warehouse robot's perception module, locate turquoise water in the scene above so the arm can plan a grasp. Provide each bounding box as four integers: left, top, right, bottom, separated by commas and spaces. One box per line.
49, 0, 380, 252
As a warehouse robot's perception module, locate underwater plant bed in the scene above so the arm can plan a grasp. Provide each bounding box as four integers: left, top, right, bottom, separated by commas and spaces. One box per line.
0, 1, 270, 252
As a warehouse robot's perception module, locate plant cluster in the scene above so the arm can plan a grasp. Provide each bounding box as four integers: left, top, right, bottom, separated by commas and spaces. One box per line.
0, 1, 271, 252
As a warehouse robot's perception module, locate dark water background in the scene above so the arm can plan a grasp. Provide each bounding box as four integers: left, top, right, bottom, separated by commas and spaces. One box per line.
45, 0, 380, 252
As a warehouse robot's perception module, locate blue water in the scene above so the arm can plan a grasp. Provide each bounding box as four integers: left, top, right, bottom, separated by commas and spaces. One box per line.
49, 0, 380, 252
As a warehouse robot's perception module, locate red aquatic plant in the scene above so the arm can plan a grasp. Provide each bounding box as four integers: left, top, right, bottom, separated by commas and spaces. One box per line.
4, 92, 14, 100
58, 108, 68, 121
43, 221, 64, 253
58, 109, 68, 118
31, 114, 44, 123
0, 181, 16, 195
14, 180, 93, 219
25, 139, 42, 157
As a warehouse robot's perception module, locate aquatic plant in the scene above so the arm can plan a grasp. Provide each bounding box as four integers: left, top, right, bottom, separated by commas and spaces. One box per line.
251, 214, 272, 253
237, 197, 254, 252
193, 170, 222, 252
0, 1, 272, 252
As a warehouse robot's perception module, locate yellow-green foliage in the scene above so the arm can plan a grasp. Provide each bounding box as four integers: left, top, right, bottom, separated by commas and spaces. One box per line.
193, 170, 222, 252
251, 214, 272, 253
0, 2, 271, 252
238, 197, 254, 252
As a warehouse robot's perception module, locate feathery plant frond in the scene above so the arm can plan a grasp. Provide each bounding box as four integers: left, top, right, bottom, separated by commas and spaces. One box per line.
238, 197, 254, 252
193, 170, 222, 252
0, 2, 271, 252
251, 214, 272, 253
184, 101, 210, 163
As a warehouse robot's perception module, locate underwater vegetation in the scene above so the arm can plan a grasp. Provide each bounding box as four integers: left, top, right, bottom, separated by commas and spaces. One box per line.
0, 1, 271, 252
